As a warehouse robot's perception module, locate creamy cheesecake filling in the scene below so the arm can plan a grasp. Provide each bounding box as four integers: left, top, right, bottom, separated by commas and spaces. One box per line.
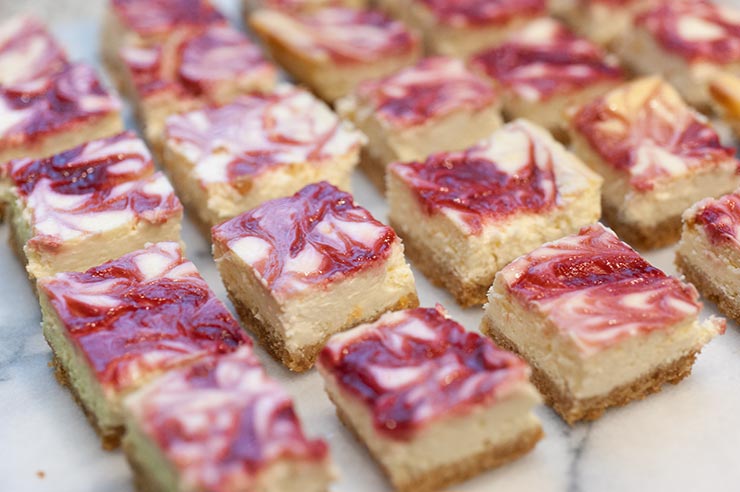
678, 223, 740, 301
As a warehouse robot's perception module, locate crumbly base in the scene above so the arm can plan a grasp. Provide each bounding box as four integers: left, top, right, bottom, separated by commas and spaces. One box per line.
226, 285, 419, 372
602, 201, 681, 250
676, 251, 740, 324
331, 394, 543, 492
481, 317, 698, 425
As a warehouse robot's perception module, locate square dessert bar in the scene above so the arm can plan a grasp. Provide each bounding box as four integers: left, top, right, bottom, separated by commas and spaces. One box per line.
616, 0, 740, 108
379, 0, 546, 57
677, 191, 740, 325
482, 223, 725, 424
163, 85, 365, 230
244, 0, 368, 14
119, 23, 277, 157
1, 131, 183, 281
250, 7, 421, 102
212, 181, 418, 372
388, 119, 602, 307
567, 76, 740, 250
471, 18, 624, 135
123, 347, 333, 492
337, 56, 502, 191
37, 242, 251, 448
709, 71, 740, 137
317, 306, 543, 492
560, 0, 655, 47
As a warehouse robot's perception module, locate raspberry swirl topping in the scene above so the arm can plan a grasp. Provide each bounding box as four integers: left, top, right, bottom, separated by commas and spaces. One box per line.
690, 191, 740, 247
165, 86, 364, 186
0, 15, 68, 90
5, 132, 181, 250
390, 120, 559, 235
212, 182, 396, 296
501, 224, 709, 355
319, 306, 531, 440
572, 77, 736, 192
417, 0, 545, 28
125, 347, 328, 490
38, 243, 249, 393
637, 0, 740, 64
111, 0, 225, 36
472, 18, 624, 101
354, 57, 497, 128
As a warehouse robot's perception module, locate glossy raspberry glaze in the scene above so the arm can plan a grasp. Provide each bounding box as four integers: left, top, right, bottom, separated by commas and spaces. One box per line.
39, 243, 249, 393
111, 0, 225, 36
319, 306, 529, 440
693, 192, 740, 247
212, 182, 396, 295
418, 0, 545, 27
0, 15, 68, 89
127, 348, 328, 490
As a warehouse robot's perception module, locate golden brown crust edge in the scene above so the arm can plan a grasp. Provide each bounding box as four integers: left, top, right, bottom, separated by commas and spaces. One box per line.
676, 251, 740, 324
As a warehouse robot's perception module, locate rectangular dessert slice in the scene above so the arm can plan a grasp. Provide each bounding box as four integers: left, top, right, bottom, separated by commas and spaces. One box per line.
482, 223, 725, 424
616, 0, 740, 108
163, 85, 365, 230
1, 131, 183, 281
37, 242, 251, 448
677, 191, 740, 324
212, 181, 419, 372
378, 0, 546, 57
317, 306, 543, 492
471, 18, 624, 136
337, 56, 502, 190
122, 347, 333, 492
249, 7, 421, 102
388, 119, 602, 307
560, 0, 655, 47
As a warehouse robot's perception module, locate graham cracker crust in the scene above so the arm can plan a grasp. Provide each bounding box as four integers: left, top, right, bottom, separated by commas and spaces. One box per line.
676, 252, 740, 324
602, 202, 681, 251
359, 148, 388, 193
226, 284, 419, 372
124, 443, 164, 492
481, 316, 698, 425
391, 219, 489, 308
330, 393, 543, 492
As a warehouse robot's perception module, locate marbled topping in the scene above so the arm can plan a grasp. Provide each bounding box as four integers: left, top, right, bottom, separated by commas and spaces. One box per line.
5, 132, 181, 250
165, 85, 364, 185
637, 0, 740, 64
472, 18, 623, 101
417, 0, 545, 27
111, 0, 225, 36
0, 63, 121, 145
571, 76, 736, 192
125, 347, 328, 490
390, 120, 559, 235
691, 191, 740, 247
0, 15, 68, 90
39, 243, 249, 393
212, 182, 396, 296
319, 306, 530, 440
501, 224, 708, 355
354, 57, 497, 128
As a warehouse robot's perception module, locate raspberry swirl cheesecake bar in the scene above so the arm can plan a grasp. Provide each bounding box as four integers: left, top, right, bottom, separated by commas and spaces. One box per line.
123, 347, 333, 492
471, 18, 624, 135
37, 242, 251, 448
212, 182, 418, 371
560, 0, 655, 47
317, 306, 542, 492
250, 7, 421, 102
163, 85, 365, 230
482, 224, 725, 424
568, 76, 740, 250
337, 56, 502, 190
388, 119, 602, 307
1, 132, 182, 282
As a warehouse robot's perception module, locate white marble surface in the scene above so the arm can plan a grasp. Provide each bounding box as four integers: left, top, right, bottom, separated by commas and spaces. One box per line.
3, 2, 740, 492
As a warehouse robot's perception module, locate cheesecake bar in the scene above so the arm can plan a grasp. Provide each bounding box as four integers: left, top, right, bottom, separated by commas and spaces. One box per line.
249, 7, 421, 102
379, 0, 546, 57
244, 0, 368, 14
337, 56, 502, 190
482, 223, 725, 424
616, 0, 740, 108
471, 18, 624, 135
119, 23, 277, 157
388, 119, 602, 307
317, 306, 543, 492
709, 71, 740, 137
561, 0, 655, 47
123, 347, 333, 492
37, 242, 250, 448
1, 131, 183, 281
163, 85, 365, 230
568, 76, 740, 250
212, 181, 418, 372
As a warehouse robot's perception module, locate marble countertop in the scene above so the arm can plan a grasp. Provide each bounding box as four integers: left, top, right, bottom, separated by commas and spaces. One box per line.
3, 1, 740, 491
